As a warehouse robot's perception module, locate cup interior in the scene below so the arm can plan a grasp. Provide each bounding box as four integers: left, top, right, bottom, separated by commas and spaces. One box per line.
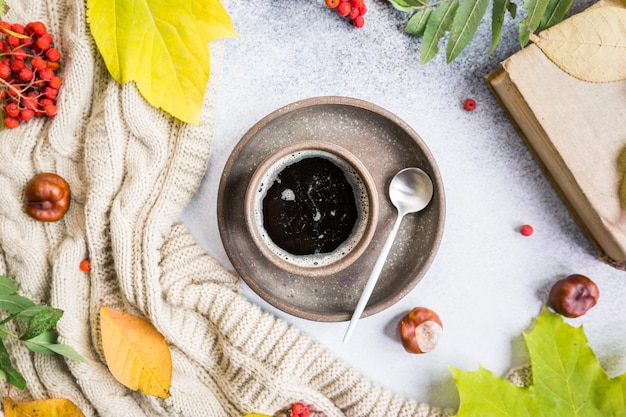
245, 141, 378, 276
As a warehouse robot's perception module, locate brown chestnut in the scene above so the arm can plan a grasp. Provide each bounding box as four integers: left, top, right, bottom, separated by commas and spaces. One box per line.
398, 307, 443, 354
548, 274, 599, 318
24, 172, 71, 222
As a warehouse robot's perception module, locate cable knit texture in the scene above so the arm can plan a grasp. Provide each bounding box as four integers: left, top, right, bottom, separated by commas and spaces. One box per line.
0, 1, 491, 416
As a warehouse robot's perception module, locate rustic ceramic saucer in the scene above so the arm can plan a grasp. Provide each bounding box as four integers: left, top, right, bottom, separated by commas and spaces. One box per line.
245, 140, 379, 277
217, 96, 445, 322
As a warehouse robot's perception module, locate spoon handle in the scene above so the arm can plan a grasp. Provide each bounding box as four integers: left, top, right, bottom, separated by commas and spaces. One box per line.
343, 212, 404, 343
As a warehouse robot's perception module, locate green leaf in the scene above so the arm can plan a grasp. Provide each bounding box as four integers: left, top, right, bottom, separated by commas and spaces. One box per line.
87, 0, 237, 125
22, 330, 86, 363
405, 9, 432, 36
21, 329, 58, 356
446, 0, 490, 63
402, 0, 429, 6
538, 0, 573, 31
452, 307, 626, 416
0, 275, 17, 295
389, 0, 427, 12
506, 1, 517, 19
519, 0, 550, 46
421, 0, 459, 64
390, 0, 416, 13
0, 338, 25, 390
15, 305, 52, 321
491, 0, 510, 53
19, 307, 63, 341
44, 343, 87, 363
0, 294, 35, 315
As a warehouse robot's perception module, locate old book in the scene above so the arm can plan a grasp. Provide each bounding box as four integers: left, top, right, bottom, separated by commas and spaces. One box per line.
486, 10, 626, 269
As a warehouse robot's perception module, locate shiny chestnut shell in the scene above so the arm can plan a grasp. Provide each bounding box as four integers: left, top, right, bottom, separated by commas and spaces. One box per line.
24, 172, 71, 222
398, 307, 443, 354
548, 274, 599, 318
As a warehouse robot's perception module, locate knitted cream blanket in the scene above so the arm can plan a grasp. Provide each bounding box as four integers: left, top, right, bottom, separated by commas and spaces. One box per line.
0, 1, 460, 416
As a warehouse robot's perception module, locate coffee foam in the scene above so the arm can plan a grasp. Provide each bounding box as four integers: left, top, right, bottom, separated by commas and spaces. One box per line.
253, 149, 370, 269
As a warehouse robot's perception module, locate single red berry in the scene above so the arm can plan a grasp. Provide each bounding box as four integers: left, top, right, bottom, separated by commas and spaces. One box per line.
4, 116, 19, 128
353, 15, 365, 27
31, 56, 47, 70
40, 67, 54, 81
337, 2, 351, 16
348, 6, 360, 19
10, 59, 25, 72
45, 47, 61, 62
0, 63, 10, 79
48, 76, 61, 89
10, 23, 25, 35
35, 33, 52, 51
27, 21, 47, 36
44, 103, 57, 116
6, 35, 20, 47
19, 67, 33, 81
44, 86, 58, 99
4, 102, 19, 118
463, 98, 477, 111
520, 224, 534, 236
358, 3, 367, 15
79, 259, 91, 272
20, 108, 34, 121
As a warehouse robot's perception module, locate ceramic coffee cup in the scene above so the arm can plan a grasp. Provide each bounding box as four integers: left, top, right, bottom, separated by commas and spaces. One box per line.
245, 140, 378, 277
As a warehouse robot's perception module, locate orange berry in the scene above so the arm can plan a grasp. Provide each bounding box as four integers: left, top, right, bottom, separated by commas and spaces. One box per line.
79, 259, 91, 272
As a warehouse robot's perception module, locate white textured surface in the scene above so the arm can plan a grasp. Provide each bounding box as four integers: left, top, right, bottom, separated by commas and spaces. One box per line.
182, 0, 626, 411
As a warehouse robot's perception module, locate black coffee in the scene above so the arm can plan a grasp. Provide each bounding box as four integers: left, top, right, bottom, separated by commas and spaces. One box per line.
262, 157, 358, 255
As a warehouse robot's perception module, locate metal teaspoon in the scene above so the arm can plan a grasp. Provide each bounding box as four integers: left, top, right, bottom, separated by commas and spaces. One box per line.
343, 167, 434, 343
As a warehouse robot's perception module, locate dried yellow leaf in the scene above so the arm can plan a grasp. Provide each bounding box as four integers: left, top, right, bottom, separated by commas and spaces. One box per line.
100, 306, 172, 398
4, 397, 85, 417
531, 6, 626, 82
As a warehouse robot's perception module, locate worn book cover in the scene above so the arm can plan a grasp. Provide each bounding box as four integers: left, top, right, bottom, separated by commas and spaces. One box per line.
486, 8, 626, 269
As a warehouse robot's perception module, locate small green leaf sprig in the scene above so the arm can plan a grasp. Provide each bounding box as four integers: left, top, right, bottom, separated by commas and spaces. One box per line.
0, 275, 86, 390
391, 0, 574, 64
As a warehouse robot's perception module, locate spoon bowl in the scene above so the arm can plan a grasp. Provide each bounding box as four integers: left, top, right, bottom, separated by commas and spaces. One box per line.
390, 168, 434, 215
343, 167, 434, 343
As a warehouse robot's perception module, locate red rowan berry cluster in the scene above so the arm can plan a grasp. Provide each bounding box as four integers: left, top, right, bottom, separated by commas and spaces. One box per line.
0, 21, 62, 129
325, 0, 367, 28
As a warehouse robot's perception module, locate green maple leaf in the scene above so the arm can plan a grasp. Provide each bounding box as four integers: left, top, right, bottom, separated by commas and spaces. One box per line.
451, 307, 626, 416
87, 0, 237, 125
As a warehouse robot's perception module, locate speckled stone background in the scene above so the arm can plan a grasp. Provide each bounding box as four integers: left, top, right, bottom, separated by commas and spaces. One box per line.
181, 0, 626, 411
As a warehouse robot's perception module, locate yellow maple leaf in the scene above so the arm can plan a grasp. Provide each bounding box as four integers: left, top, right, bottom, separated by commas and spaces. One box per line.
87, 0, 237, 125
4, 397, 85, 417
99, 306, 172, 398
